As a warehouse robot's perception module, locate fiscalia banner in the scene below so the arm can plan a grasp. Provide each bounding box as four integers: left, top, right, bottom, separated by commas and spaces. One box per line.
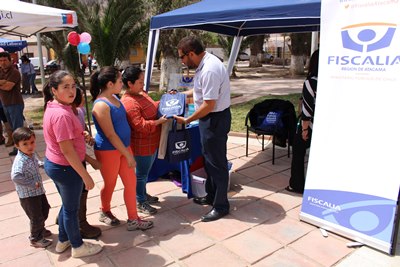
300, 0, 400, 254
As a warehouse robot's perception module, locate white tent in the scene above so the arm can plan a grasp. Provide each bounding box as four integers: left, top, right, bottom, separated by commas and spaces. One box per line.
0, 0, 78, 88
0, 0, 77, 37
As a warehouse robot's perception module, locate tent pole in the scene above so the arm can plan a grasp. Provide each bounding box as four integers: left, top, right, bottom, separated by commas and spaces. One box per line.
144, 30, 160, 92
32, 0, 46, 88
311, 32, 319, 55
78, 53, 92, 136
227, 36, 243, 75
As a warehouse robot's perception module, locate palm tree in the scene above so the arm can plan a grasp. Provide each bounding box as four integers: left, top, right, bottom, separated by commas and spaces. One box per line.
66, 0, 147, 67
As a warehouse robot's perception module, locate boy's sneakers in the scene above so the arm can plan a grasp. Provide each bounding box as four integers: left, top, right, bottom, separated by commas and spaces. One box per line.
127, 218, 154, 231
31, 238, 52, 248
99, 211, 120, 226
137, 201, 157, 215
71, 242, 102, 258
55, 240, 71, 253
146, 193, 159, 204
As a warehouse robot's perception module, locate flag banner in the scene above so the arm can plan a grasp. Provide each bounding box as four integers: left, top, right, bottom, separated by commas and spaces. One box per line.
300, 0, 400, 255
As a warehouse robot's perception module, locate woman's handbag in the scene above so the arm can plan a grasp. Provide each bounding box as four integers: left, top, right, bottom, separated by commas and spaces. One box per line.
165, 119, 191, 163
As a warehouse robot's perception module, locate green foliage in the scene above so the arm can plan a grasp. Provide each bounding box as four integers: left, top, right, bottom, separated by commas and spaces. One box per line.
66, 0, 147, 67
148, 90, 165, 101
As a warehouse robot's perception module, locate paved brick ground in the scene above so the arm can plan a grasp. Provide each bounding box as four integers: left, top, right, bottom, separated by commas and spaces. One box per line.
0, 132, 398, 266
1, 65, 398, 266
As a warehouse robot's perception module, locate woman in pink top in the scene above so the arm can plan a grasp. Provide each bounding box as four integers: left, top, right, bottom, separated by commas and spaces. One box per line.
42, 71, 102, 258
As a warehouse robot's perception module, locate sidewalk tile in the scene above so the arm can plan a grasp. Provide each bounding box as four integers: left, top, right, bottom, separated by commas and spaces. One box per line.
194, 215, 250, 241
254, 214, 314, 245
222, 229, 283, 264
253, 247, 322, 267
289, 229, 354, 266
182, 244, 248, 267
230, 199, 281, 226
1, 250, 53, 267
158, 227, 214, 260
108, 240, 174, 267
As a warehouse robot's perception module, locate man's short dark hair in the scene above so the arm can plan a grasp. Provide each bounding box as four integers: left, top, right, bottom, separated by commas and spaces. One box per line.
12, 127, 35, 145
177, 36, 205, 55
0, 52, 11, 61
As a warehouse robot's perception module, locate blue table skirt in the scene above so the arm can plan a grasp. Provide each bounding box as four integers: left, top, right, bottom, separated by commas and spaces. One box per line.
148, 124, 202, 198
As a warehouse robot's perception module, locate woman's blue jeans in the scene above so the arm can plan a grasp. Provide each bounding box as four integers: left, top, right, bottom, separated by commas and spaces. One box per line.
134, 152, 156, 203
44, 158, 83, 248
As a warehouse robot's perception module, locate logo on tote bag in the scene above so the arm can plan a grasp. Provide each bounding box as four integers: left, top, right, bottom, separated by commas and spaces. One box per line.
166, 99, 180, 107
173, 141, 189, 156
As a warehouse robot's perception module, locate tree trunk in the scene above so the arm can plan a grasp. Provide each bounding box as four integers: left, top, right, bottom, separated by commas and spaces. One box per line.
249, 35, 264, 68
249, 55, 261, 67
159, 56, 182, 91
290, 55, 305, 76
288, 33, 311, 77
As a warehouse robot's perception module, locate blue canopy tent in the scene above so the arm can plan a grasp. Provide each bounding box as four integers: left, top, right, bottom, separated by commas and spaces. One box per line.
145, 0, 321, 90
0, 38, 27, 53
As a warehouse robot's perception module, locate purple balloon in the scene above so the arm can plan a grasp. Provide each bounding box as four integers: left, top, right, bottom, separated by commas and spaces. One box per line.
80, 32, 92, 43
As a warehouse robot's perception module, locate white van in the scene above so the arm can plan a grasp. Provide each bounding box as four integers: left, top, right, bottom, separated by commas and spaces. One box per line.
28, 57, 47, 71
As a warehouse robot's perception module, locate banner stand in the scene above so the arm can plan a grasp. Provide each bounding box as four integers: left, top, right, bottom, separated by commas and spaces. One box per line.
299, 0, 400, 255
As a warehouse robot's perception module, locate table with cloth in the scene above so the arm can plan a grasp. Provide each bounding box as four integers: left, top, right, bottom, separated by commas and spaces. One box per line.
148, 122, 203, 198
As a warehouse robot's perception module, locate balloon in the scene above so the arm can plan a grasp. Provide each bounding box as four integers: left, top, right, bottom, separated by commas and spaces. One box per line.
77, 42, 91, 54
80, 32, 92, 43
0, 47, 4, 52
67, 31, 80, 46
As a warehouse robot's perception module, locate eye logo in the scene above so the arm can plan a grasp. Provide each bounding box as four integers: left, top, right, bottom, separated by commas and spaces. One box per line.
341, 22, 396, 52
322, 199, 395, 237
166, 99, 179, 107
175, 141, 186, 150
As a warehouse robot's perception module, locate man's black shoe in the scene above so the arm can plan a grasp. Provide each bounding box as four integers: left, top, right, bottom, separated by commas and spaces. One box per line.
201, 208, 229, 222
8, 148, 18, 156
193, 196, 212, 206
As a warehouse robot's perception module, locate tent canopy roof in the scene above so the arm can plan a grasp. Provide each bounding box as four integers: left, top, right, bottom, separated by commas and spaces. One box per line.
0, 38, 27, 52
150, 0, 321, 36
0, 0, 77, 37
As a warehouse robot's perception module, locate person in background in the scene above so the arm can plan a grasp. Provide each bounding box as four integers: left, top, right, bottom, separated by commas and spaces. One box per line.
20, 55, 31, 94
121, 66, 167, 215
174, 36, 231, 222
42, 70, 102, 258
90, 66, 154, 231
0, 99, 13, 146
87, 55, 92, 75
0, 51, 24, 156
28, 58, 39, 94
11, 127, 52, 248
286, 49, 319, 194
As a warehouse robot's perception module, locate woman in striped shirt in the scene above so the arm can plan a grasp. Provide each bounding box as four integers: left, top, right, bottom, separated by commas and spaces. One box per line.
286, 49, 319, 194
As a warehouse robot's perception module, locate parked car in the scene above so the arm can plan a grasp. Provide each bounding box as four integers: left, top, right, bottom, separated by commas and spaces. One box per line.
44, 59, 60, 74
262, 53, 274, 63
237, 52, 250, 61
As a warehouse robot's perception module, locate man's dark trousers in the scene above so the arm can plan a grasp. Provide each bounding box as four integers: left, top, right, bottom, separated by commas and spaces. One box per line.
198, 108, 231, 212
